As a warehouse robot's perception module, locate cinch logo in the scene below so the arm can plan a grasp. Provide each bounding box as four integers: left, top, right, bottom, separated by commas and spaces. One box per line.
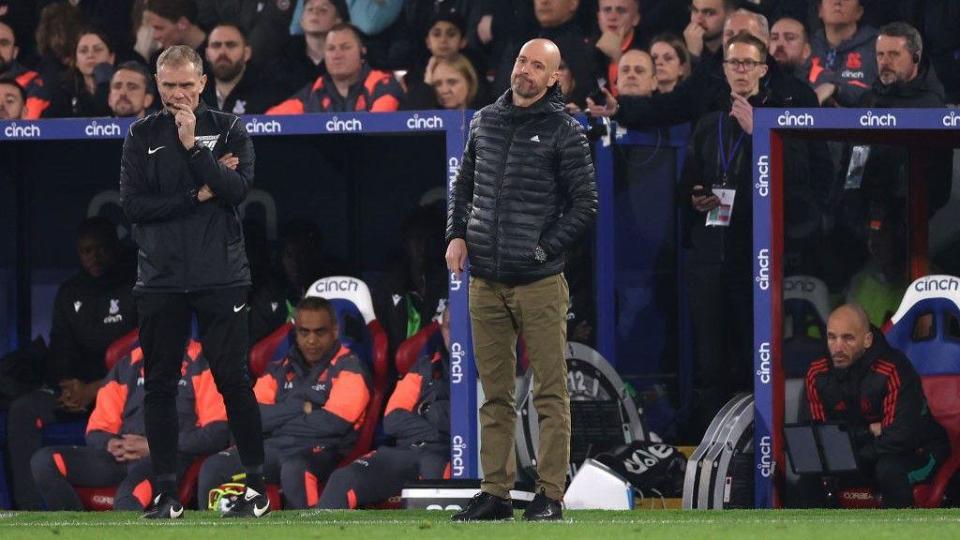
92, 495, 115, 506
755, 155, 769, 197
758, 435, 773, 478
407, 113, 443, 130
325, 116, 362, 132
245, 118, 282, 134
3, 122, 41, 138
450, 271, 462, 291
776, 111, 814, 127
312, 278, 359, 294
784, 278, 817, 293
451, 435, 467, 477
859, 111, 896, 127
915, 277, 960, 292
450, 342, 464, 384
943, 112, 960, 127
756, 248, 770, 291
840, 70, 865, 80
756, 342, 771, 384
447, 156, 460, 191
85, 120, 121, 137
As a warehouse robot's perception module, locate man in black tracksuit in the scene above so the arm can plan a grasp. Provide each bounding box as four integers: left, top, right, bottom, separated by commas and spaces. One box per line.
800, 304, 949, 508
119, 45, 266, 518
5, 217, 137, 510
318, 309, 451, 509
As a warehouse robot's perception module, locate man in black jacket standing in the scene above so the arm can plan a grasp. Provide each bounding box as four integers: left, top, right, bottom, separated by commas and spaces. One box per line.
119, 45, 267, 519
446, 38, 597, 522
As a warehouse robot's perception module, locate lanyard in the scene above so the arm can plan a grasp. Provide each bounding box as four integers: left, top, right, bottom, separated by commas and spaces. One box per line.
717, 114, 745, 185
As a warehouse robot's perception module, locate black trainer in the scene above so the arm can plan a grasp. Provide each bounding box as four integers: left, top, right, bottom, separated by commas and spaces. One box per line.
221, 487, 271, 518
522, 490, 563, 521
451, 492, 514, 521
142, 493, 184, 519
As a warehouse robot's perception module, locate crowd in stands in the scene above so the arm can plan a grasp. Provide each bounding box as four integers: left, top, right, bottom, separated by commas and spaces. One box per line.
0, 0, 958, 510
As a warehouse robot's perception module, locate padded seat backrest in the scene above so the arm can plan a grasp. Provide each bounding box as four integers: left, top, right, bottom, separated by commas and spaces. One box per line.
885, 275, 960, 376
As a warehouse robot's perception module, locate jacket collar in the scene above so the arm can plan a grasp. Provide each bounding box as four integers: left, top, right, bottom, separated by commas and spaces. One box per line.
290, 339, 344, 374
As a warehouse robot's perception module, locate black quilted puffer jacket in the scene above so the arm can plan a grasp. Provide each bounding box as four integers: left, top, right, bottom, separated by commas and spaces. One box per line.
446, 84, 597, 285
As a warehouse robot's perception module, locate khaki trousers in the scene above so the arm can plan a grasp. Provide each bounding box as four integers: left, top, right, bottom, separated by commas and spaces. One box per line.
469, 274, 571, 501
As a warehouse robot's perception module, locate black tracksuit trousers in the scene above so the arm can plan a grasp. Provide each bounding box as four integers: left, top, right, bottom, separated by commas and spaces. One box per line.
136, 287, 264, 484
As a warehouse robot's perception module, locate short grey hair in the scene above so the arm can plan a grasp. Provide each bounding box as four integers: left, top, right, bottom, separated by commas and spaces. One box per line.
879, 21, 923, 59
725, 9, 770, 42
156, 45, 203, 76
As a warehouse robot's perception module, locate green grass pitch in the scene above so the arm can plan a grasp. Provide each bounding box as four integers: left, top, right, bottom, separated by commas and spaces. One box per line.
2, 509, 960, 540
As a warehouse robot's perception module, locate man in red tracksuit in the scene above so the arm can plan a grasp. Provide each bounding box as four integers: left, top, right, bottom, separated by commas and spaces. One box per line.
318, 308, 451, 509
198, 296, 371, 509
30, 342, 229, 511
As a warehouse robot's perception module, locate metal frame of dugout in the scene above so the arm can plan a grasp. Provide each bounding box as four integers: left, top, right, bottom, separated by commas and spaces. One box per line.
751, 107, 960, 508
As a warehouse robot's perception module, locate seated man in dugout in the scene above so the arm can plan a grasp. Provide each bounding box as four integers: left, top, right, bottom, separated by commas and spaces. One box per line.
799, 304, 949, 508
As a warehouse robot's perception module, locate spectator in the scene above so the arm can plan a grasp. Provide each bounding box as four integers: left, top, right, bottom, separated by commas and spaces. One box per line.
588, 9, 819, 128
5, 217, 137, 510
0, 77, 26, 119
799, 304, 949, 508
900, 0, 960, 104
249, 220, 330, 346
196, 0, 295, 73
769, 16, 812, 80
431, 55, 483, 110
272, 0, 350, 98
493, 0, 599, 108
808, 0, 878, 106
403, 11, 472, 110
318, 306, 451, 509
143, 0, 207, 67
267, 23, 403, 114
593, 0, 646, 95
34, 1, 85, 104
343, 0, 403, 37
201, 24, 284, 114
30, 344, 229, 511
108, 61, 155, 118
198, 297, 371, 510
557, 59, 580, 111
684, 0, 736, 62
46, 28, 115, 118
0, 20, 51, 118
649, 33, 690, 94
852, 22, 952, 259
616, 48, 656, 97
679, 33, 775, 436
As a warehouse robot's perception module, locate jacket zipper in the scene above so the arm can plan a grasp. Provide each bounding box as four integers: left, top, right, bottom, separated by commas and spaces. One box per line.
494, 123, 518, 276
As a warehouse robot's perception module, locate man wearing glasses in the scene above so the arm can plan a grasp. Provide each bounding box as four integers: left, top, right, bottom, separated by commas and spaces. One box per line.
679, 32, 773, 436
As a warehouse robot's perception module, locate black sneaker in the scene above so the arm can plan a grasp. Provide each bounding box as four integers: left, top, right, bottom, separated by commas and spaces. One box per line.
221, 487, 271, 518
451, 492, 514, 521
522, 490, 563, 521
142, 493, 184, 519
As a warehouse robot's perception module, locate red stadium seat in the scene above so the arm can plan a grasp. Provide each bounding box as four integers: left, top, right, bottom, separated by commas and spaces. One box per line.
395, 321, 439, 376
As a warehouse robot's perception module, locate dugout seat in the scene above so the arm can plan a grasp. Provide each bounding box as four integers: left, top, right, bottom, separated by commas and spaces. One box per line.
782, 275, 831, 378
395, 321, 440, 376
